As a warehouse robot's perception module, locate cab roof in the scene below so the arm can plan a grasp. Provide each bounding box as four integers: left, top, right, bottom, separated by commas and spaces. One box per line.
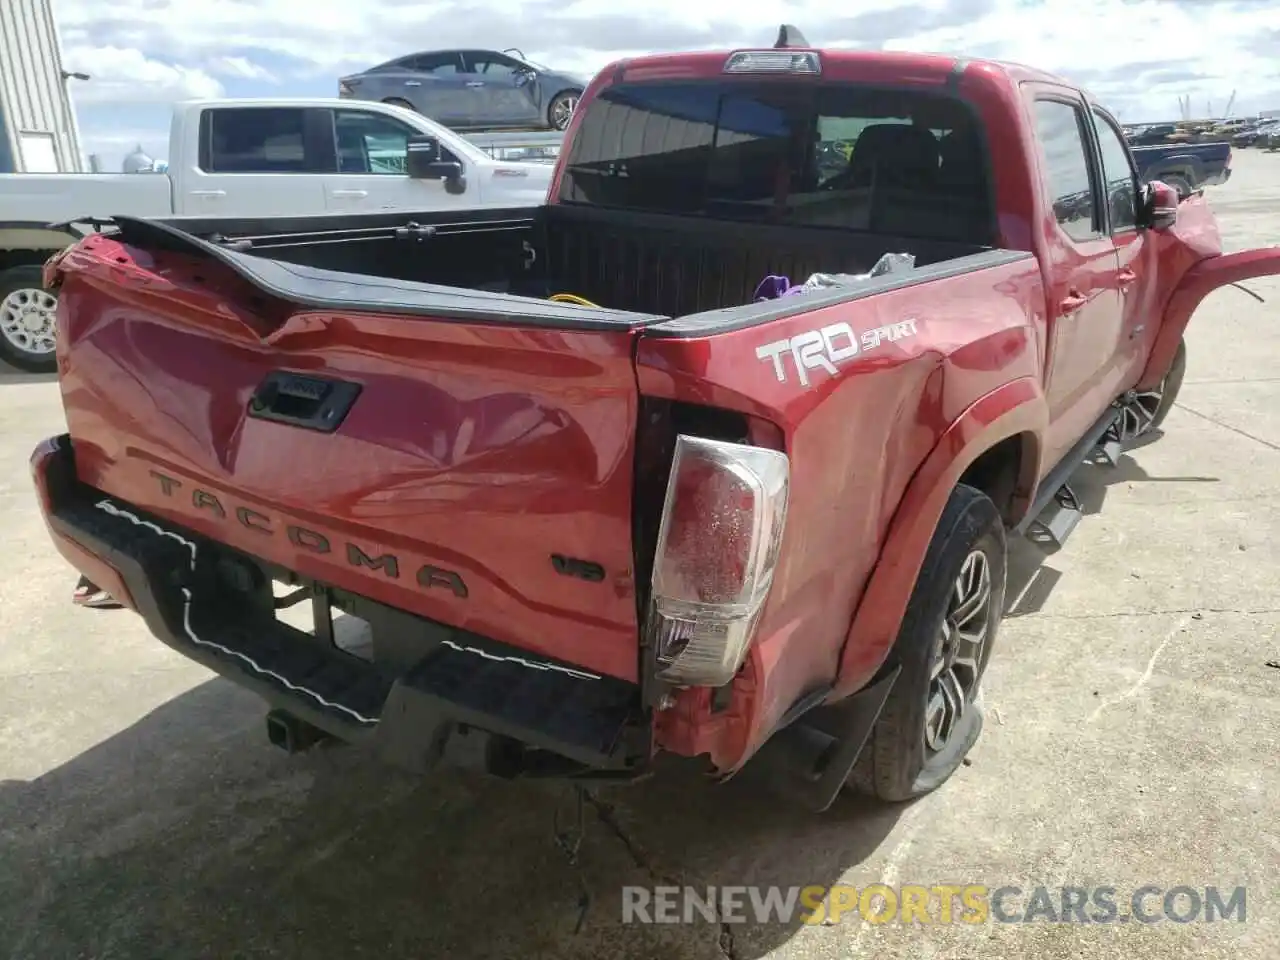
611, 45, 1077, 95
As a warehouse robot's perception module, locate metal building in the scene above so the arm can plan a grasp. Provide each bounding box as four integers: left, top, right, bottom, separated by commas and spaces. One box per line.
0, 0, 84, 173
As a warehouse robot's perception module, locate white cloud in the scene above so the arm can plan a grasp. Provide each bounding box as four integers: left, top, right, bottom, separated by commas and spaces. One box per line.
890, 0, 1280, 118
53, 0, 1280, 121
208, 56, 279, 83
61, 45, 224, 104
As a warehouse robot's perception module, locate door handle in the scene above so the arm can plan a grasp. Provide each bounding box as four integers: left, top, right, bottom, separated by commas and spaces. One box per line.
404, 80, 422, 87
1117, 268, 1137, 288
329, 189, 368, 198
248, 371, 362, 433
189, 189, 226, 198
466, 81, 485, 88
1060, 292, 1088, 313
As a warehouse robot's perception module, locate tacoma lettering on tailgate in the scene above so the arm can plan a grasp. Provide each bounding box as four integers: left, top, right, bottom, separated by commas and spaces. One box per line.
149, 469, 468, 597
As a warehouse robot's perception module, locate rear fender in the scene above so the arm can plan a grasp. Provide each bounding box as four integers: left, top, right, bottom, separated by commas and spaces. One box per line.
829, 377, 1047, 701
1140, 245, 1280, 389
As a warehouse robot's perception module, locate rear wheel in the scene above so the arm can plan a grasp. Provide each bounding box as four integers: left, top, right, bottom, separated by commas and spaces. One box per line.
1160, 172, 1194, 198
0, 264, 59, 373
382, 97, 418, 113
547, 91, 580, 131
847, 484, 1006, 802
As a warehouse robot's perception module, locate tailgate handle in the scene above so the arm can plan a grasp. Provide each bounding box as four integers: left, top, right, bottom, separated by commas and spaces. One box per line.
247, 372, 362, 433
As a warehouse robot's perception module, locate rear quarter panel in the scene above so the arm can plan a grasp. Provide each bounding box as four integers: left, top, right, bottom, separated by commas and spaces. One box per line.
636, 255, 1046, 769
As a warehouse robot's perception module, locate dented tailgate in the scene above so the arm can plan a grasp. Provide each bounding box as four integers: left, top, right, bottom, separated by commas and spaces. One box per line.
52, 228, 653, 683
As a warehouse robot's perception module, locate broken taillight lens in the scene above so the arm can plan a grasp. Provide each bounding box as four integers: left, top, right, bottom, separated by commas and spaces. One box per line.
648, 435, 789, 687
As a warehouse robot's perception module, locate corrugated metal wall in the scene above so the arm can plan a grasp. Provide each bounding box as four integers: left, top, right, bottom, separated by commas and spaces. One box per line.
0, 0, 83, 173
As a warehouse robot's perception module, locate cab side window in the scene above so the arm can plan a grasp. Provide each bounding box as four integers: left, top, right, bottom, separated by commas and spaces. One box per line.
333, 109, 460, 174
1033, 99, 1101, 242
1092, 110, 1138, 231
404, 53, 463, 76
465, 53, 520, 77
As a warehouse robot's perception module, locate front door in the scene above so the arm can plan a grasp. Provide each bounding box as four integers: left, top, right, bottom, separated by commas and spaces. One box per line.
1090, 106, 1163, 391
325, 108, 475, 214
1028, 93, 1125, 470
459, 51, 542, 128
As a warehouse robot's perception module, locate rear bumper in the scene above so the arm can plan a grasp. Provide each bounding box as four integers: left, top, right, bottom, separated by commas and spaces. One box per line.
32, 434, 647, 778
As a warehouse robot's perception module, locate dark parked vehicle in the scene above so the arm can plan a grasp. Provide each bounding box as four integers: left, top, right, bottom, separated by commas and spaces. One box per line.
1125, 123, 1178, 146
1131, 140, 1232, 198
338, 48, 588, 132
1234, 121, 1280, 148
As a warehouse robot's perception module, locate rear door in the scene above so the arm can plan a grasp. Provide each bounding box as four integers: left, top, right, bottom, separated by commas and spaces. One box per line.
323, 106, 475, 212
178, 107, 329, 217
374, 53, 471, 127
1027, 91, 1124, 467
458, 51, 541, 128
404, 53, 472, 127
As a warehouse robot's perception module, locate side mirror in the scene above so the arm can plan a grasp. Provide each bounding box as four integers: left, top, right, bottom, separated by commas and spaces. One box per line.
1140, 180, 1179, 231
514, 68, 536, 88
406, 135, 467, 194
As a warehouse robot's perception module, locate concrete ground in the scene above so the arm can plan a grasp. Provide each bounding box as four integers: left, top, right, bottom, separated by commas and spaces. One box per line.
2, 151, 1278, 960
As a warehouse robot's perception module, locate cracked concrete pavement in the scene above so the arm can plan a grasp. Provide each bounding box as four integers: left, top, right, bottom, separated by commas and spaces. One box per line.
1, 151, 1278, 960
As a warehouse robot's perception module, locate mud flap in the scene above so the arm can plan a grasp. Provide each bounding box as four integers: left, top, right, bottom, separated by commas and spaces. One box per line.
744, 664, 901, 812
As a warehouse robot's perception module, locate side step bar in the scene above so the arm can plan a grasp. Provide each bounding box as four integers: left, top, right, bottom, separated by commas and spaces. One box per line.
1024, 483, 1082, 550
1016, 405, 1122, 551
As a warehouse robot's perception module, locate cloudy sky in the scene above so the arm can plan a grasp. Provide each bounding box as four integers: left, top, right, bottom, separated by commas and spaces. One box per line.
56, 0, 1280, 170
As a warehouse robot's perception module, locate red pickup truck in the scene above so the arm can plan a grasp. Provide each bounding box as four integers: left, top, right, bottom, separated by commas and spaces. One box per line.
32, 31, 1280, 811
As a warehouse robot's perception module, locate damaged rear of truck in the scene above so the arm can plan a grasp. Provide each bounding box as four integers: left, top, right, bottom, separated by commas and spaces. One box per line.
31, 36, 1280, 811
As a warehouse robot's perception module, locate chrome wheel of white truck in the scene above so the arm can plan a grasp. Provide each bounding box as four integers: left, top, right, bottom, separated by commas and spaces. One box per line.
0, 266, 59, 373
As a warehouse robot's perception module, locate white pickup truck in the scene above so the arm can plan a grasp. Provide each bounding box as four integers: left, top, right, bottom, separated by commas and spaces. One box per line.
0, 97, 555, 372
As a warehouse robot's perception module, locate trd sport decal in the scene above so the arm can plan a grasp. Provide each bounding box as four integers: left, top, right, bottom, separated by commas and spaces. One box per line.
756, 318, 920, 386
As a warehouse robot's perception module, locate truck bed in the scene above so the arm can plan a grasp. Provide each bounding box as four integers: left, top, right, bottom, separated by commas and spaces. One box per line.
47, 204, 1036, 692
111, 203, 1006, 322
0, 172, 174, 224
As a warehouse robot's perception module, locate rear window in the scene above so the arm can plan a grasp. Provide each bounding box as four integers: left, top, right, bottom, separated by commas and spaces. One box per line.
201, 107, 308, 173
558, 81, 994, 242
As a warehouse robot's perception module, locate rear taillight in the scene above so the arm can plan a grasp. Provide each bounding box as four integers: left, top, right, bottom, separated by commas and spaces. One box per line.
647, 435, 789, 687
338, 79, 356, 97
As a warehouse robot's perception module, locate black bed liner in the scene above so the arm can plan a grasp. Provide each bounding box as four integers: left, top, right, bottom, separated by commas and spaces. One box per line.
99, 207, 1032, 338
108, 214, 666, 333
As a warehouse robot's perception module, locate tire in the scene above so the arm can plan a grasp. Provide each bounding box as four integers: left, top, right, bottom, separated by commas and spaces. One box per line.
1114, 337, 1187, 442
1160, 173, 1194, 198
382, 98, 419, 113
547, 90, 580, 131
1147, 337, 1187, 432
0, 264, 59, 373
847, 484, 1007, 802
